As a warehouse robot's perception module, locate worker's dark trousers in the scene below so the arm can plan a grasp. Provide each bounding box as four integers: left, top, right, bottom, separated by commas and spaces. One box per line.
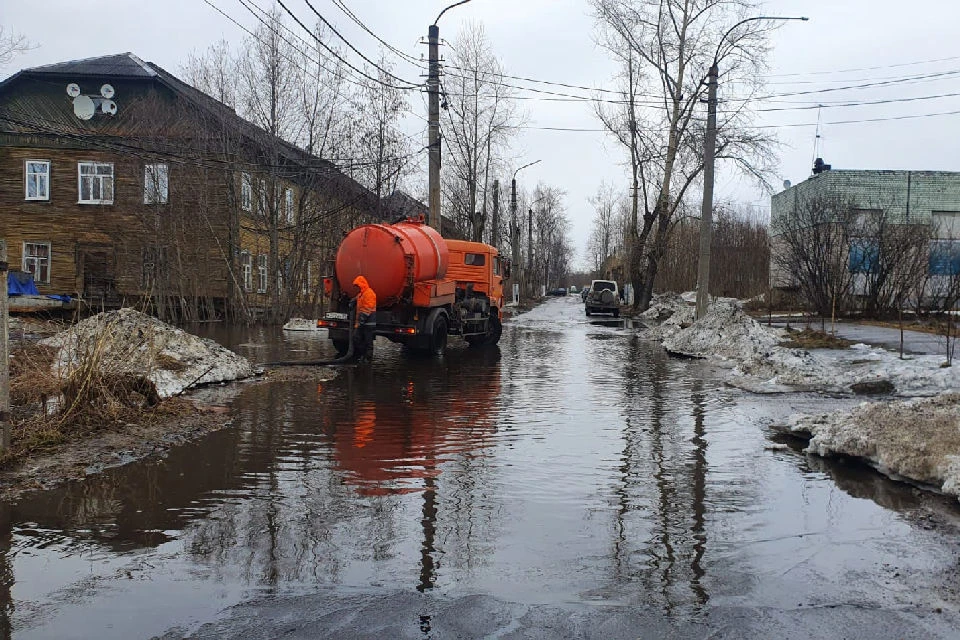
354, 316, 376, 362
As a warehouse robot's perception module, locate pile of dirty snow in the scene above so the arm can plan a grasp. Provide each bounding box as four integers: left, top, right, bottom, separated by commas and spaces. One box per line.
282, 317, 320, 331
639, 293, 695, 341
41, 308, 254, 398
643, 298, 956, 395
785, 393, 960, 501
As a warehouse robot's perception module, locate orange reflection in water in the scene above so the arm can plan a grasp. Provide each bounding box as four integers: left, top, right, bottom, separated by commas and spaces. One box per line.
326, 351, 502, 496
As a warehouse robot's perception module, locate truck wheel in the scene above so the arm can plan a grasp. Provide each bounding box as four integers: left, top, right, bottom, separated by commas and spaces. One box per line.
332, 338, 350, 357
481, 314, 502, 346
430, 316, 448, 355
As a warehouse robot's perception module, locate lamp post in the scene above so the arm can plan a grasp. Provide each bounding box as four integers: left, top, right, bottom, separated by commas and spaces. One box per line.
695, 15, 808, 320
510, 160, 540, 300
427, 0, 474, 232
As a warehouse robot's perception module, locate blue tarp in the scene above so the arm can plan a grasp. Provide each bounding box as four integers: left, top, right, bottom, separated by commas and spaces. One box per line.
7, 270, 40, 296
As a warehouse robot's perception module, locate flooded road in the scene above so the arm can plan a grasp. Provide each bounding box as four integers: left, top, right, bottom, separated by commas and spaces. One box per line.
2, 296, 960, 638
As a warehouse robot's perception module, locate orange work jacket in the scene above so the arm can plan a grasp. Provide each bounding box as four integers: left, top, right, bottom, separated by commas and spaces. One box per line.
353, 275, 377, 317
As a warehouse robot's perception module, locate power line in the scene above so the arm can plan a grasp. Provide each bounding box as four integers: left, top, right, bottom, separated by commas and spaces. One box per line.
272, 0, 421, 90
287, 0, 421, 88
328, 0, 424, 68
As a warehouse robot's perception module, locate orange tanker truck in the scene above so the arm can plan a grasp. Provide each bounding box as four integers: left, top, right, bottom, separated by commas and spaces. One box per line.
318, 217, 510, 356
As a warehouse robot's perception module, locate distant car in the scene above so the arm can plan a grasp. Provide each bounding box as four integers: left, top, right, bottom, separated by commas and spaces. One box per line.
547, 287, 567, 296
581, 286, 590, 302
568, 285, 578, 294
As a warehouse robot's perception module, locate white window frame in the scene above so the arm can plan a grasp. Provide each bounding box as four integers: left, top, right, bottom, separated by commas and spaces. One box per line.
257, 254, 268, 293
241, 172, 252, 212
285, 188, 294, 224
23, 241, 51, 284
144, 163, 169, 204
240, 251, 252, 292
77, 161, 114, 204
25, 160, 50, 201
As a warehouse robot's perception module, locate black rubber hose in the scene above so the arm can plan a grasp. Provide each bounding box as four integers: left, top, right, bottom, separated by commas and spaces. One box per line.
258, 309, 356, 367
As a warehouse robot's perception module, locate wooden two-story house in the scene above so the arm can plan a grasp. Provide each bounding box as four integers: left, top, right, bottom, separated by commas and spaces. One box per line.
0, 52, 380, 321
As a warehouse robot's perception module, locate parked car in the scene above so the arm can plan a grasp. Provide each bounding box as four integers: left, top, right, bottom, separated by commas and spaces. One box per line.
580, 286, 590, 302
547, 287, 567, 296
585, 280, 620, 317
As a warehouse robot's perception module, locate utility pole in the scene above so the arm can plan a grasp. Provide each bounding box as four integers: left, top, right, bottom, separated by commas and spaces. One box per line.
491, 180, 499, 248
695, 15, 807, 321
527, 208, 534, 298
427, 23, 441, 232
427, 1, 475, 233
694, 63, 718, 321
510, 179, 520, 299
0, 239, 9, 453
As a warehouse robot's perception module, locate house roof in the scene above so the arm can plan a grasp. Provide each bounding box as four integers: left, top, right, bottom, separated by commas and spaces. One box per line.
0, 52, 380, 211
26, 52, 158, 78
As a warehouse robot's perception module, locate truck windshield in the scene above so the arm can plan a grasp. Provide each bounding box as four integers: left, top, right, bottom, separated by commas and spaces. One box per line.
593, 282, 615, 292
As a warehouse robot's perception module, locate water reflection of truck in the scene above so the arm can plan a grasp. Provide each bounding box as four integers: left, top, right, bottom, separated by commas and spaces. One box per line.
319, 218, 509, 355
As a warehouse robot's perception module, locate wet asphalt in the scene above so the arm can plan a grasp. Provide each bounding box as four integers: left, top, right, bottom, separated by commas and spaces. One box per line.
2, 296, 959, 639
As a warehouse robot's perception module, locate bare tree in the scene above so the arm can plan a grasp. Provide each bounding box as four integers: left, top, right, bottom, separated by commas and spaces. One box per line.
355, 52, 413, 212
771, 193, 858, 318
592, 0, 777, 310
442, 22, 519, 242
0, 25, 34, 69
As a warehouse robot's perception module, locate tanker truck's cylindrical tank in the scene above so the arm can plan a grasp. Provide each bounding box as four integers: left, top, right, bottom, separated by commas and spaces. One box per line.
335, 221, 449, 304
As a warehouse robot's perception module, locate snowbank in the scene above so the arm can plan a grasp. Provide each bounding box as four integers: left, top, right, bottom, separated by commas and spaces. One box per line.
786, 393, 960, 501
283, 317, 320, 331
642, 296, 960, 396
41, 308, 254, 398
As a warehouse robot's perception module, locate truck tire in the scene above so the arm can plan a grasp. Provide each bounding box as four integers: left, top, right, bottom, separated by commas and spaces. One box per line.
430, 315, 448, 355
332, 338, 350, 357
600, 289, 615, 305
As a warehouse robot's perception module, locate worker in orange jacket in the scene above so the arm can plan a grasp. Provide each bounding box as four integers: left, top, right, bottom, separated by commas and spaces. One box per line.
352, 275, 377, 362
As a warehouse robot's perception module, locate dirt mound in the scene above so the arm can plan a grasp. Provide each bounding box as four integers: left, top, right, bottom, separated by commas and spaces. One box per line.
788, 393, 960, 501
41, 308, 254, 398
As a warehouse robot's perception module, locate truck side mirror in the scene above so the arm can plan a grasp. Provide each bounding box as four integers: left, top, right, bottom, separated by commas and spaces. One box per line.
503, 261, 511, 279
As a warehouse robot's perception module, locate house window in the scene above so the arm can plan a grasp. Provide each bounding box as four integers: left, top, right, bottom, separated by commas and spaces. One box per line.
25, 160, 50, 200
144, 163, 169, 204
285, 188, 294, 224
240, 251, 252, 291
848, 239, 879, 274
23, 242, 51, 284
78, 162, 114, 204
257, 254, 268, 293
241, 172, 252, 211
929, 240, 960, 276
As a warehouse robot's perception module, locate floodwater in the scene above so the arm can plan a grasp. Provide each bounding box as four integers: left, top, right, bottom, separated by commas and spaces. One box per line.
2, 296, 960, 639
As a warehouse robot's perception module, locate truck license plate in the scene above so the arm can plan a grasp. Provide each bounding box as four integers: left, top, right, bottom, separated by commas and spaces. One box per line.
326, 312, 348, 321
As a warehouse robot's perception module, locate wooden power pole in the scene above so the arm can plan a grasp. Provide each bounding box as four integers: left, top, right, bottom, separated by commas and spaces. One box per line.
0, 239, 10, 453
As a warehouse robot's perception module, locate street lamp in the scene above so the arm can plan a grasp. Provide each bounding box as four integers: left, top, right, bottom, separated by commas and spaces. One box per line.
509, 160, 540, 301
427, 0, 474, 232
694, 15, 808, 320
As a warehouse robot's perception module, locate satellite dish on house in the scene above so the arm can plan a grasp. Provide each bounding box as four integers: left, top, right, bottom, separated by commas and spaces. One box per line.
73, 94, 96, 120
100, 84, 115, 99
66, 83, 81, 98
783, 180, 792, 190
100, 100, 117, 116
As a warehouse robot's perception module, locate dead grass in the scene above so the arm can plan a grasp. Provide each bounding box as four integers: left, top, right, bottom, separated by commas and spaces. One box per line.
1, 313, 192, 469
779, 327, 854, 350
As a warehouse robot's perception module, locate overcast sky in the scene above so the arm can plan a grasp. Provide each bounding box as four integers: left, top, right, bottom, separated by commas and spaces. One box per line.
5, 0, 960, 269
